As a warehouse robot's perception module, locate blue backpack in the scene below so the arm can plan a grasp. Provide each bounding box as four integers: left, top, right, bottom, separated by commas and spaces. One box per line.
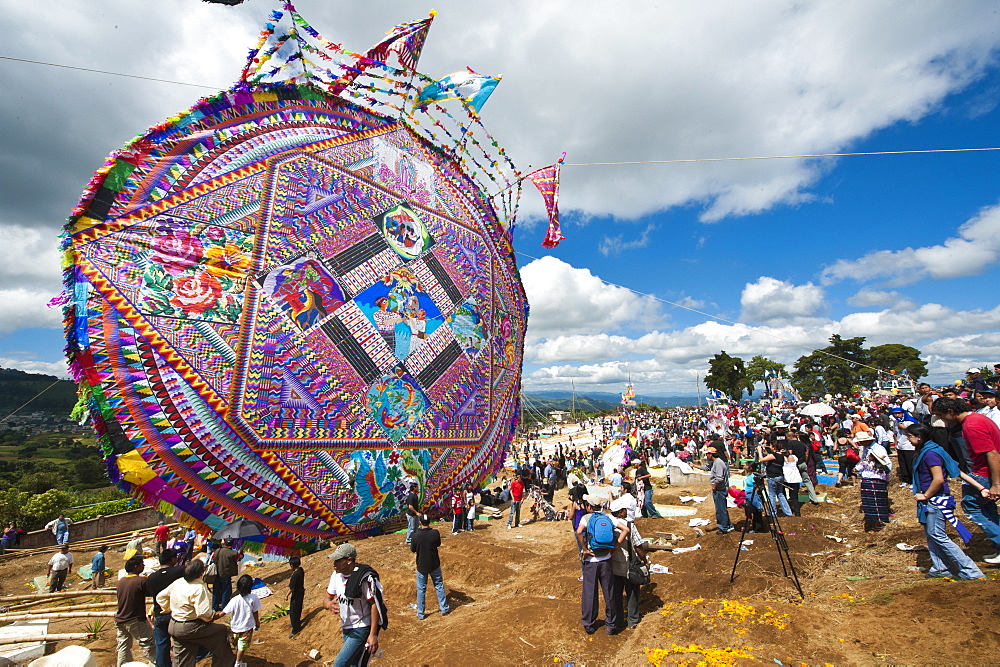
586, 512, 616, 552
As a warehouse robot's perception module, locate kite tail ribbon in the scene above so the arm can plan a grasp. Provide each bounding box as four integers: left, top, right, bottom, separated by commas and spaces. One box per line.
527, 153, 565, 248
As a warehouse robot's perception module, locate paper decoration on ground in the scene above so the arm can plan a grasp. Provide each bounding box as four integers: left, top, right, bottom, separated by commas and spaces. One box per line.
60, 4, 531, 553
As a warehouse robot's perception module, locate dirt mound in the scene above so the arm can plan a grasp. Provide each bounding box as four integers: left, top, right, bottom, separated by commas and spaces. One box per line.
5, 480, 998, 665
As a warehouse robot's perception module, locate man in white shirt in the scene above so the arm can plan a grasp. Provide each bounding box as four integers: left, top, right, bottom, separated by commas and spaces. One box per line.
324, 543, 387, 667
46, 544, 74, 592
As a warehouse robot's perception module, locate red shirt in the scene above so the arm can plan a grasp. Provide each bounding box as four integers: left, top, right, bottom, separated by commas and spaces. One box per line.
154, 524, 170, 541
510, 479, 524, 502
962, 412, 1000, 477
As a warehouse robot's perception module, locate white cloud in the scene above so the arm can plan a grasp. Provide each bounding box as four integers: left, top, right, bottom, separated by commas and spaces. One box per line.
0, 225, 63, 290
598, 224, 655, 257
4, 1, 1000, 231
846, 289, 908, 307
676, 296, 708, 310
740, 277, 826, 324
822, 203, 1000, 285
0, 289, 62, 333
0, 357, 68, 378
839, 303, 1000, 344
521, 256, 664, 340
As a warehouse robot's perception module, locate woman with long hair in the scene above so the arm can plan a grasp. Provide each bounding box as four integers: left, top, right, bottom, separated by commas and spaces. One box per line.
906, 423, 985, 579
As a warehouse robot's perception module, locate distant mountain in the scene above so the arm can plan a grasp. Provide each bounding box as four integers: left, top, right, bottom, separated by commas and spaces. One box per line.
0, 368, 77, 414
523, 390, 702, 409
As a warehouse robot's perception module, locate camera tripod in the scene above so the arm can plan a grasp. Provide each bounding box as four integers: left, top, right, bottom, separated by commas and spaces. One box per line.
728, 473, 804, 599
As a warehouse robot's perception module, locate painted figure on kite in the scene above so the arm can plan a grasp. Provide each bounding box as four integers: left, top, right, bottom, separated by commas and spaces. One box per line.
59, 3, 562, 554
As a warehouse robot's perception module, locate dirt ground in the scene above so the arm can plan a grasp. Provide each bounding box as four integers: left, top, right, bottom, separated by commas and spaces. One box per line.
3, 479, 998, 666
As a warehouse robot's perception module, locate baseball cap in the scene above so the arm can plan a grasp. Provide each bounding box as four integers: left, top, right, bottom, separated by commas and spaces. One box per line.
968, 367, 981, 373
609, 497, 629, 513
328, 542, 357, 561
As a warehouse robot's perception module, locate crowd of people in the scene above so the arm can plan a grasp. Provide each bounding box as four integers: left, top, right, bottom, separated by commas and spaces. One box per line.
14, 367, 1000, 663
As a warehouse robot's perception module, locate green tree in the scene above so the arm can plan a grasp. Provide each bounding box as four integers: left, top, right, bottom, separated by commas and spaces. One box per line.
704, 351, 753, 400
0, 489, 31, 525
792, 335, 873, 396
867, 343, 926, 379
745, 355, 786, 394
74, 458, 108, 487
20, 471, 64, 495
24, 489, 74, 529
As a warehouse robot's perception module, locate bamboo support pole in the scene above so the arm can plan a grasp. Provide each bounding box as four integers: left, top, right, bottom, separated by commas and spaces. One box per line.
0, 611, 114, 622
0, 633, 93, 646
0, 590, 116, 603
0, 524, 173, 562
1, 601, 118, 614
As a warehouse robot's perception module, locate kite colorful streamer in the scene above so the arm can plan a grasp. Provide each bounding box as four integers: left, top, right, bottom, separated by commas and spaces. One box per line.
60, 7, 532, 553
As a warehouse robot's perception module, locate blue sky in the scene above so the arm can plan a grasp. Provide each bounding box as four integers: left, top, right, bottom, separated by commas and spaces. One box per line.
1, 0, 999, 396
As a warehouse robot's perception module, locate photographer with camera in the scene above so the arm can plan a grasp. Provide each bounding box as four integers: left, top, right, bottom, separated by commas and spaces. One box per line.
757, 438, 793, 517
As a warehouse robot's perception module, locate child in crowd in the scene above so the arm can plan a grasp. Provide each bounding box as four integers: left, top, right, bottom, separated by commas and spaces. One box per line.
223, 574, 262, 667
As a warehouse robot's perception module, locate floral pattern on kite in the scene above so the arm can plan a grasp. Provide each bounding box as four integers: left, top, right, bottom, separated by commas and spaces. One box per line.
366, 366, 429, 442
140, 222, 251, 322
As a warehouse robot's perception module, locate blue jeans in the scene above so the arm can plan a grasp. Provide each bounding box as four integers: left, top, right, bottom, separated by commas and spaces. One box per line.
766, 476, 792, 517
334, 625, 371, 667
713, 487, 733, 531
508, 500, 521, 527
0, 537, 12, 554
961, 473, 1000, 551
56, 529, 69, 545
923, 505, 985, 579
212, 577, 232, 611
641, 487, 661, 518
152, 613, 171, 667
405, 514, 419, 544
416, 567, 450, 618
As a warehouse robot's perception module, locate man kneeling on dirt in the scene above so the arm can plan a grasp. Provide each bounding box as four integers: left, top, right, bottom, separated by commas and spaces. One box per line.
575, 496, 621, 635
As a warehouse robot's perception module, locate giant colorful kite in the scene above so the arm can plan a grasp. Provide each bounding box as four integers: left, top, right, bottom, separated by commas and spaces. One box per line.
60, 4, 561, 553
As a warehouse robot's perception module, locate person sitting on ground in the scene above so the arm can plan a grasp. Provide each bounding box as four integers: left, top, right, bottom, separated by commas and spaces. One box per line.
222, 574, 261, 667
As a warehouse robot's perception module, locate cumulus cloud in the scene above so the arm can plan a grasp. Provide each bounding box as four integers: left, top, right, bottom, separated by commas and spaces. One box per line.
740, 277, 826, 324
520, 256, 664, 340
822, 203, 1000, 285
4, 1, 1000, 234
